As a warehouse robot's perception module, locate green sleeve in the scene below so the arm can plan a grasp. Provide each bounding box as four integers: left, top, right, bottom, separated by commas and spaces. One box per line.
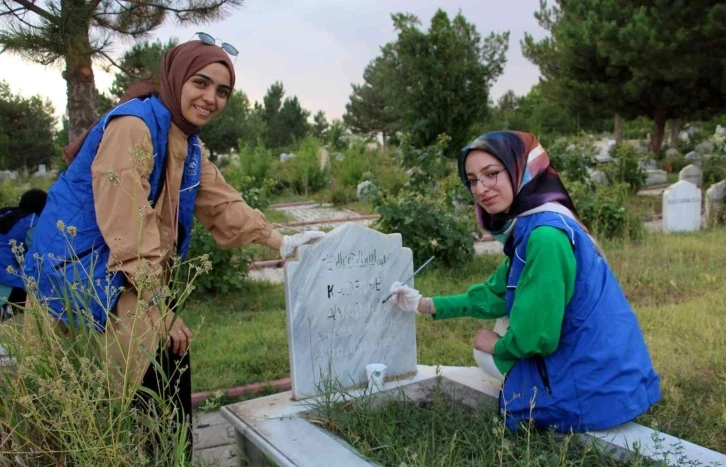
492, 226, 576, 374
431, 257, 509, 320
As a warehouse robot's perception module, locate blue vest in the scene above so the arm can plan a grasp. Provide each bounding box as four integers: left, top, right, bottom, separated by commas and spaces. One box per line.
0, 212, 36, 289
500, 212, 661, 432
24, 96, 201, 331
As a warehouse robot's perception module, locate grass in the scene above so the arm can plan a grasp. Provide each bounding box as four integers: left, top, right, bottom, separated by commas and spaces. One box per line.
340, 200, 375, 215
183, 228, 726, 453
262, 208, 295, 225
628, 194, 662, 219
307, 382, 653, 466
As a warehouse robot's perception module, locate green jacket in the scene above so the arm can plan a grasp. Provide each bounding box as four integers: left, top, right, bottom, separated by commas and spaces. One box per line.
432, 226, 576, 374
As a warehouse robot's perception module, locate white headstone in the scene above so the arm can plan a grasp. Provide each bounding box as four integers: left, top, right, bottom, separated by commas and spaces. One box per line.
662, 181, 702, 232
715, 125, 726, 137
705, 180, 726, 227
679, 164, 703, 188
38, 164, 46, 174
645, 169, 667, 186
284, 222, 417, 399
594, 139, 616, 163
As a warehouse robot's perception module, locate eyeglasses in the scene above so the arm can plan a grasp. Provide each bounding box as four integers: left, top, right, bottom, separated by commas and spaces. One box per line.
464, 170, 505, 191
193, 32, 239, 63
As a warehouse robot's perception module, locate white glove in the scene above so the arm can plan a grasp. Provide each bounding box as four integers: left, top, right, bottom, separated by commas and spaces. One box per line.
388, 281, 422, 313
280, 230, 325, 259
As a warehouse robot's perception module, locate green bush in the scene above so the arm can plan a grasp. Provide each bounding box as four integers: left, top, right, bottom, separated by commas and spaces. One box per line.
664, 150, 689, 174
622, 116, 652, 140
603, 144, 646, 193
328, 184, 357, 205
702, 148, 726, 186
374, 136, 474, 268
238, 139, 273, 182
399, 134, 452, 184
374, 190, 475, 268
275, 136, 329, 195
547, 140, 595, 185
331, 142, 374, 189
185, 220, 254, 294
0, 179, 23, 207
566, 181, 644, 241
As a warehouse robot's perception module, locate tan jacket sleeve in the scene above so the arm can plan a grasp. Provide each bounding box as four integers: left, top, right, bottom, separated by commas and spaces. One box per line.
91, 116, 163, 287
194, 149, 283, 251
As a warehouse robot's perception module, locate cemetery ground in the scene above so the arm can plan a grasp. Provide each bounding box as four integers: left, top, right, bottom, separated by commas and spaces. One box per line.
184, 227, 726, 456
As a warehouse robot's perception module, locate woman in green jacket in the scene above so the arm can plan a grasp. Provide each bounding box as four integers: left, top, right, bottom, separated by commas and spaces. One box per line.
389, 131, 660, 432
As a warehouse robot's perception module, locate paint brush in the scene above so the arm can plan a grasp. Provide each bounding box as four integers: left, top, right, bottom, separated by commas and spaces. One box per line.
381, 255, 435, 304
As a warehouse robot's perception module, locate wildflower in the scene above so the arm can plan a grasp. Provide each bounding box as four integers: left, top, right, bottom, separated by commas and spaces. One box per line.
6, 265, 16, 275
66, 225, 77, 237
106, 170, 120, 185
56, 220, 65, 231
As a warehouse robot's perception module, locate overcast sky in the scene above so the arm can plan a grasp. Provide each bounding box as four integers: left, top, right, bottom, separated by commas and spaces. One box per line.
0, 0, 547, 123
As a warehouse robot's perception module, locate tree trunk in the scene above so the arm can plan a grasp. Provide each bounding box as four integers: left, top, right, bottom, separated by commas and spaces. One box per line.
669, 119, 682, 148
381, 132, 388, 147
650, 109, 667, 154
64, 30, 98, 143
614, 114, 623, 144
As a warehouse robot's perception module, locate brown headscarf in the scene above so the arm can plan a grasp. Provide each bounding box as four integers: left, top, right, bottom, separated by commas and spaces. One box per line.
62, 40, 235, 163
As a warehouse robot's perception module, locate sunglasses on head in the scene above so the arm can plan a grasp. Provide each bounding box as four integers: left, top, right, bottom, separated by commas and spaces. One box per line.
192, 32, 239, 63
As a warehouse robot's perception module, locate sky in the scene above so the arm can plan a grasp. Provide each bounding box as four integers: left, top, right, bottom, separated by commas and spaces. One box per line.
0, 0, 547, 124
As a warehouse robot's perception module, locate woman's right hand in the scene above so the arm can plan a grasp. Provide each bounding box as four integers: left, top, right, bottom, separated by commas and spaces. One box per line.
388, 281, 423, 313
164, 312, 193, 356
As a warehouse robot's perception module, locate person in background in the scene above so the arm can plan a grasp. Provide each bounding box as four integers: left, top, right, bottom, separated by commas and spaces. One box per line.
0, 188, 47, 321
388, 131, 661, 433
23, 36, 323, 457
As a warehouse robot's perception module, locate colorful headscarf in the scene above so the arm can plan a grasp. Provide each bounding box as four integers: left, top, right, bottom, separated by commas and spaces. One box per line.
458, 131, 578, 243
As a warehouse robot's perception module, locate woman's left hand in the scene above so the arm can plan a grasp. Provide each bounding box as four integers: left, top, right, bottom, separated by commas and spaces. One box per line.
474, 328, 501, 354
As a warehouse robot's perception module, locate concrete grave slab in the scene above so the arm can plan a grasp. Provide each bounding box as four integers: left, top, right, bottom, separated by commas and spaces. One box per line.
222, 365, 726, 467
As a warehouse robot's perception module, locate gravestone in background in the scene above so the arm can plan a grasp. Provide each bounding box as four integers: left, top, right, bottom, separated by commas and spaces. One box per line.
705, 180, 726, 227
679, 164, 703, 188
662, 181, 702, 232
284, 222, 417, 399
645, 169, 667, 186
590, 171, 609, 186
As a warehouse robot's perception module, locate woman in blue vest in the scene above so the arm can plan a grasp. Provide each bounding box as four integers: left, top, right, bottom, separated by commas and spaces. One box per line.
389, 131, 661, 433
23, 37, 323, 455
0, 188, 47, 320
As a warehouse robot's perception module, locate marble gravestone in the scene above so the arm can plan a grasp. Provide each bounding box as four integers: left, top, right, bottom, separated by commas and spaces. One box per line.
284, 222, 417, 400
662, 181, 702, 232
705, 180, 726, 227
